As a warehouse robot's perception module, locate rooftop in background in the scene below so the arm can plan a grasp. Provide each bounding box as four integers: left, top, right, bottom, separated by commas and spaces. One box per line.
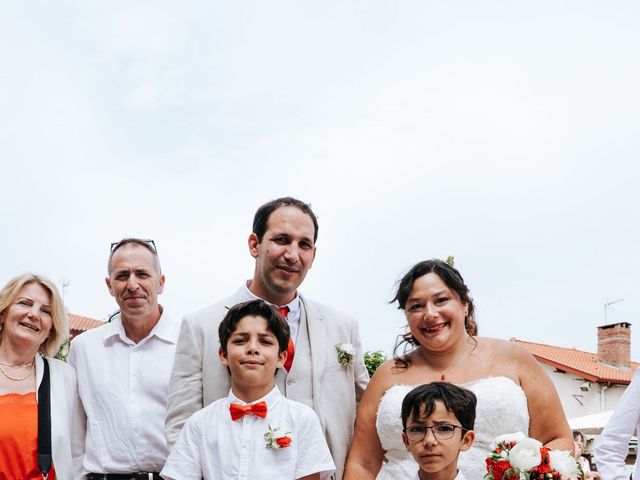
68, 312, 104, 339
512, 338, 639, 385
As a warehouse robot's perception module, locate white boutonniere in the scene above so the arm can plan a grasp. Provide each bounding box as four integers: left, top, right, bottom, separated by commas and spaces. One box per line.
335, 343, 356, 367
264, 425, 292, 449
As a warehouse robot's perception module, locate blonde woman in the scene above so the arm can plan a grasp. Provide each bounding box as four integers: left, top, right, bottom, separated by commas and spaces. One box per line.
0, 273, 75, 479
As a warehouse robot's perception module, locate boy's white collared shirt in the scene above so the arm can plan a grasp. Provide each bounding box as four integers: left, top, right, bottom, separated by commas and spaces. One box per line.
161, 386, 335, 480
414, 470, 466, 480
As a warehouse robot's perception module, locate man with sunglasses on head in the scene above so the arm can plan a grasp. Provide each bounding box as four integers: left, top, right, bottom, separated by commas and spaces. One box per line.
166, 197, 369, 480
69, 238, 180, 480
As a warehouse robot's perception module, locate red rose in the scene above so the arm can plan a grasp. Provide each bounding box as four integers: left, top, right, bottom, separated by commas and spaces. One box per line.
276, 436, 292, 448
537, 464, 552, 474
537, 447, 552, 474
487, 459, 511, 479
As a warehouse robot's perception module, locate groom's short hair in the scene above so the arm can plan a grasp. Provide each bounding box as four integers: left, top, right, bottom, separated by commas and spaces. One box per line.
401, 382, 477, 431
252, 197, 319, 243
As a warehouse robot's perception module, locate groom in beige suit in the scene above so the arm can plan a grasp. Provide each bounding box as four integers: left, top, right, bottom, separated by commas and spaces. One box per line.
166, 197, 369, 479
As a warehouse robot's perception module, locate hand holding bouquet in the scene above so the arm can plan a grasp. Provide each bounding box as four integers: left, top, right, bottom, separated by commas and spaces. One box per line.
485, 432, 583, 480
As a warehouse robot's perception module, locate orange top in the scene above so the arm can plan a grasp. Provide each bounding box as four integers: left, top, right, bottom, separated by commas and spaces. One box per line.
0, 392, 56, 479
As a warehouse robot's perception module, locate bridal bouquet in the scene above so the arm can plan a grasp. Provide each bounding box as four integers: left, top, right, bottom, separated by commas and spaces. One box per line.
485, 432, 583, 480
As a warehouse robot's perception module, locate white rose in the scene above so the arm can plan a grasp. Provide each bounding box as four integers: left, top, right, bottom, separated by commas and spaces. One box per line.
508, 438, 543, 471
491, 432, 527, 450
339, 343, 356, 355
548, 450, 581, 479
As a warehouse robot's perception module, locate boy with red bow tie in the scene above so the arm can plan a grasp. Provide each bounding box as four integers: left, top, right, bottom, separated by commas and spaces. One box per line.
161, 300, 335, 480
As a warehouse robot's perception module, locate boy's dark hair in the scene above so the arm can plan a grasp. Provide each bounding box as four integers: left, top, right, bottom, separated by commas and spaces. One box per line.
218, 299, 291, 355
401, 382, 477, 431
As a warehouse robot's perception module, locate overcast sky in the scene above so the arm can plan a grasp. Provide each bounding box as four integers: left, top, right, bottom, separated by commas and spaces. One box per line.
2, 1, 639, 359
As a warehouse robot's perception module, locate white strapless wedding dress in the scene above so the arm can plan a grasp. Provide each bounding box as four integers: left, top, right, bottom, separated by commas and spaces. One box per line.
375, 376, 529, 480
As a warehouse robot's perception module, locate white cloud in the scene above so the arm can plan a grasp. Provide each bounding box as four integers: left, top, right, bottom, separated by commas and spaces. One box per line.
1, 0, 640, 360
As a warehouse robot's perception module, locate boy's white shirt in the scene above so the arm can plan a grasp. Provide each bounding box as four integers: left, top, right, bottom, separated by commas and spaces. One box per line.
161, 385, 335, 480
414, 470, 466, 480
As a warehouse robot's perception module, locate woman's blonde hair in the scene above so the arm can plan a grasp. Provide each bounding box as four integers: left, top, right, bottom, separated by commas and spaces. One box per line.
0, 273, 68, 357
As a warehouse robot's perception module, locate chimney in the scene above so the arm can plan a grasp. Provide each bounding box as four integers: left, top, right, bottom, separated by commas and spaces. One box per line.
597, 322, 632, 369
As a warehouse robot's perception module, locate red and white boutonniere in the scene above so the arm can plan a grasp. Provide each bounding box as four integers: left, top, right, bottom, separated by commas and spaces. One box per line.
336, 343, 355, 367
264, 425, 292, 449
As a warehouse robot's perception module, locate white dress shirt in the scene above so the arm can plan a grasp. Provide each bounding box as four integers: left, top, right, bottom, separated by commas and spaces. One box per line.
595, 367, 640, 480
241, 281, 301, 344
69, 309, 180, 474
414, 470, 466, 480
161, 386, 335, 480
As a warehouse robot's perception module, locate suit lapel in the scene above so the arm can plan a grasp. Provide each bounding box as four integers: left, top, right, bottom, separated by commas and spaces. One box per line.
300, 294, 326, 416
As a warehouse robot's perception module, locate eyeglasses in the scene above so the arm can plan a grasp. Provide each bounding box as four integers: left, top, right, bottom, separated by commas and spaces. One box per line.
403, 424, 465, 442
110, 239, 157, 255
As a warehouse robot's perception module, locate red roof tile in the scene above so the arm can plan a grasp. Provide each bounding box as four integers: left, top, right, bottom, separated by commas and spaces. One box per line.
512, 338, 638, 385
68, 313, 104, 333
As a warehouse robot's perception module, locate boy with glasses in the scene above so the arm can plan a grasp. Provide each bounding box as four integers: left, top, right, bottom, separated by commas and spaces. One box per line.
401, 383, 476, 480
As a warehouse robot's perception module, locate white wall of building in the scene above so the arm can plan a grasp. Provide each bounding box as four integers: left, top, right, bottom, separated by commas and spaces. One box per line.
540, 364, 628, 419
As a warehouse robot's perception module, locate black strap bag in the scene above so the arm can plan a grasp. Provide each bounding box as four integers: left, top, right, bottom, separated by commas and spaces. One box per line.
37, 358, 53, 480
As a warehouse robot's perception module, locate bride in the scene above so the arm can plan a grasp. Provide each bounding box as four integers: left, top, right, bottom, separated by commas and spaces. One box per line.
344, 259, 573, 480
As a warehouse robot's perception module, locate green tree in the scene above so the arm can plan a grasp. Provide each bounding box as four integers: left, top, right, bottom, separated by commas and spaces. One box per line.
364, 350, 387, 377
55, 339, 69, 362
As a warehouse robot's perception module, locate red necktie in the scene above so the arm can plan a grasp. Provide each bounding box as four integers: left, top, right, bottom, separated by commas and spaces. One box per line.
229, 401, 268, 421
278, 306, 295, 372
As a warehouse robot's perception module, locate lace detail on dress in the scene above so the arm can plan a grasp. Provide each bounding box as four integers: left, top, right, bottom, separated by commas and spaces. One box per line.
374, 376, 530, 480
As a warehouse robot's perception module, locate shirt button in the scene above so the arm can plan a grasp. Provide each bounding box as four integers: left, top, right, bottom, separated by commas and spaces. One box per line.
287, 378, 295, 385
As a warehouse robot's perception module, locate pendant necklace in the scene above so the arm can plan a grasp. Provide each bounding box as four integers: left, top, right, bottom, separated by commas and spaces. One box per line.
423, 337, 469, 381
0, 361, 35, 382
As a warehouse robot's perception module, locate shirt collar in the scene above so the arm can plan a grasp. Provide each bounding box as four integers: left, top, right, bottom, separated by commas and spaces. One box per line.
101, 306, 177, 346
241, 281, 301, 316
227, 384, 283, 411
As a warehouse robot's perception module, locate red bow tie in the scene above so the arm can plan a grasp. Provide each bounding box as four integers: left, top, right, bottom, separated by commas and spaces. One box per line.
229, 401, 268, 421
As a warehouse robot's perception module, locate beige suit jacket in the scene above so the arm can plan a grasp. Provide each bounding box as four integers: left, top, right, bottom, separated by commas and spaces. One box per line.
166, 287, 369, 480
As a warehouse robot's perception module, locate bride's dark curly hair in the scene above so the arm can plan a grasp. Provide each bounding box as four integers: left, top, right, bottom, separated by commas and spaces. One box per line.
391, 259, 478, 368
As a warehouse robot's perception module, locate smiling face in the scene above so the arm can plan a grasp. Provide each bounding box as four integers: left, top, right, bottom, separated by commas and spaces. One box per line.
0, 282, 53, 354
405, 273, 469, 353
106, 243, 165, 323
219, 315, 286, 402
248, 205, 316, 306
402, 401, 474, 480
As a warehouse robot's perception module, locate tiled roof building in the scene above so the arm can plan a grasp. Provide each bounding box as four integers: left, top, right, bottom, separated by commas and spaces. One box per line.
512, 337, 638, 385
511, 322, 636, 420
68, 312, 104, 340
